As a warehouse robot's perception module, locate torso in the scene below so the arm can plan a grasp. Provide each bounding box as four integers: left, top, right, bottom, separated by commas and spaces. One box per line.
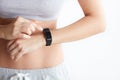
0, 18, 64, 69
0, 0, 65, 69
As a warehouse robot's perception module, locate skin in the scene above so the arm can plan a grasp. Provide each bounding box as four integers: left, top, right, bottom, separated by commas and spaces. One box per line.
0, 0, 105, 69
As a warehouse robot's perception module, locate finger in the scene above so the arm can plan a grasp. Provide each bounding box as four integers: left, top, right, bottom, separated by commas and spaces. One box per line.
10, 48, 18, 60
34, 23, 43, 31
18, 34, 31, 39
30, 21, 43, 32
8, 42, 18, 52
36, 26, 43, 31
7, 40, 15, 48
25, 28, 32, 35
21, 23, 35, 34
14, 50, 25, 61
30, 23, 36, 32
20, 24, 32, 35
11, 49, 21, 60
10, 45, 21, 57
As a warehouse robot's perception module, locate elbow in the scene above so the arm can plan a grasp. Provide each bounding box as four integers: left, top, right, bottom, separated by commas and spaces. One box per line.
92, 16, 106, 33
96, 19, 106, 34
98, 20, 106, 33
86, 14, 106, 33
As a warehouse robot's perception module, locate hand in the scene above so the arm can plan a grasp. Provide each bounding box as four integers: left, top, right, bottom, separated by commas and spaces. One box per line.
3, 16, 42, 40
7, 34, 45, 61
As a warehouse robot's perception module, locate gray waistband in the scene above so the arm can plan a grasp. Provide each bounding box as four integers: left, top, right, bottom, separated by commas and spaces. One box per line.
0, 62, 66, 74
0, 62, 70, 80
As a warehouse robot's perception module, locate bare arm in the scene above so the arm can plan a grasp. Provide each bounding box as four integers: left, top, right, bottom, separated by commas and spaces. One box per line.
7, 0, 106, 61
46, 0, 106, 44
25, 0, 106, 45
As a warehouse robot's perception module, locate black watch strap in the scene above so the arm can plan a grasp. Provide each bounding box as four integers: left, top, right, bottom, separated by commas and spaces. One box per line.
43, 28, 52, 46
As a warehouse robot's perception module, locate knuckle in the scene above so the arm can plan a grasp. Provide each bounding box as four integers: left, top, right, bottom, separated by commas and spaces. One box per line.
16, 16, 21, 21
14, 16, 22, 25
14, 20, 19, 26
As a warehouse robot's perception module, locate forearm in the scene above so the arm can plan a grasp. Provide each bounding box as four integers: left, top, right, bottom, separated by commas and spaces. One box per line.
31, 16, 105, 46
51, 16, 105, 44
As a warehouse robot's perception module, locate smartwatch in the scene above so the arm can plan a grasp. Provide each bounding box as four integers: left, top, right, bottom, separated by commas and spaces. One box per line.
43, 28, 52, 46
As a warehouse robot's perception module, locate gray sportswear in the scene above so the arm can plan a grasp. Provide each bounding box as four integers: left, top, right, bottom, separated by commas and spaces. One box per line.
0, 0, 64, 20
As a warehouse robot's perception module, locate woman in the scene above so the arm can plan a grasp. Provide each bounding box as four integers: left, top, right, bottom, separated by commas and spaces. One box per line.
0, 0, 105, 80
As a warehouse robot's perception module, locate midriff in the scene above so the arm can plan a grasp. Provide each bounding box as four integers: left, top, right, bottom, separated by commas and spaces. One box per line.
0, 17, 64, 69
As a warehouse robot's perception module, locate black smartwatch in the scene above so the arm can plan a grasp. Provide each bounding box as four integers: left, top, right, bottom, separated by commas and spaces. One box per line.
43, 28, 52, 46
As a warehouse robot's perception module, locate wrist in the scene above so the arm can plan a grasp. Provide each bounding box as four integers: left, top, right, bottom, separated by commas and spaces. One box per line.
40, 33, 46, 46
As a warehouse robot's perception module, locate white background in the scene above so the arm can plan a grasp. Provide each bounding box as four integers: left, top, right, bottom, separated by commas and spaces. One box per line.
57, 0, 120, 80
